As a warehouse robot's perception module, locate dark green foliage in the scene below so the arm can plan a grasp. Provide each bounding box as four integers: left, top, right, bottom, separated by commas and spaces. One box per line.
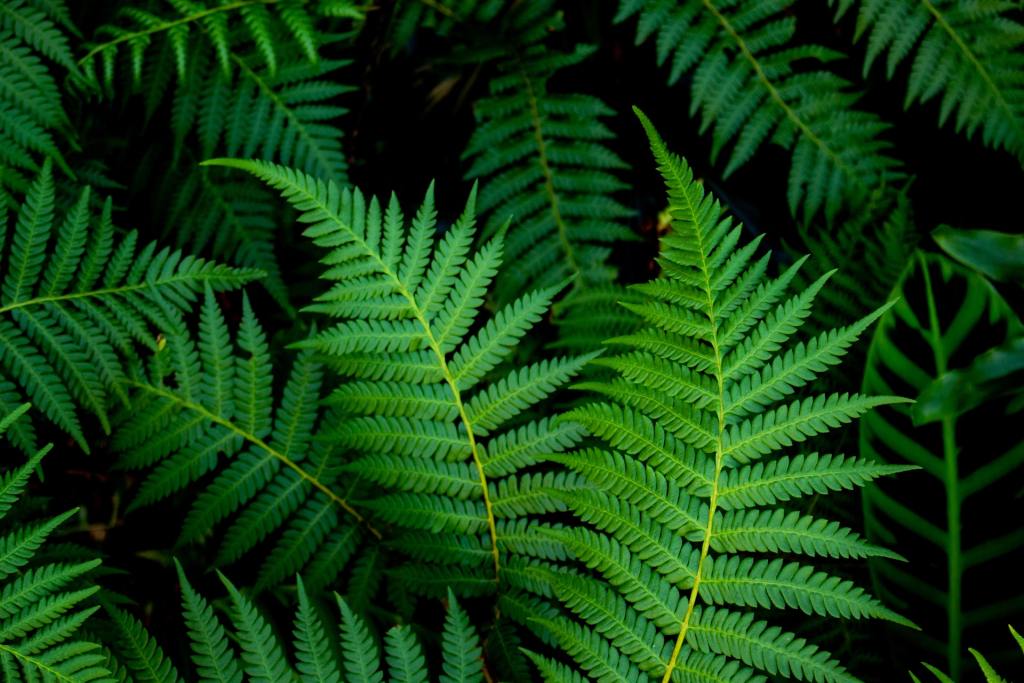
911, 624, 1023, 683
114, 288, 372, 591
861, 252, 1024, 679
0, 0, 78, 200
832, 0, 1024, 164
208, 159, 593, 640
1, 2, 1021, 681
0, 162, 258, 453
617, 0, 903, 223
109, 565, 486, 683
0, 405, 110, 681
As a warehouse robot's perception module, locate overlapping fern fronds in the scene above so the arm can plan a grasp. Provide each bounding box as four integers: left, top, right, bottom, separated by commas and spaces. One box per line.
114, 287, 375, 592
107, 563, 485, 683
464, 35, 638, 350
861, 252, 1024, 679
209, 159, 593, 626
537, 110, 915, 683
616, 0, 903, 223
0, 404, 111, 681
81, 3, 358, 181
161, 164, 294, 314
0, 161, 259, 454
0, 0, 79, 200
832, 0, 1024, 164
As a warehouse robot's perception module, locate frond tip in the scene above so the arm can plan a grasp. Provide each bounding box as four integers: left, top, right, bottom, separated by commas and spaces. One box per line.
544, 108, 915, 683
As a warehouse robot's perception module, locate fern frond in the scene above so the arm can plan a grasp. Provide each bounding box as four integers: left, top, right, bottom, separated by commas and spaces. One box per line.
545, 110, 912, 683
114, 289, 374, 589
833, 0, 1024, 163
860, 251, 1024, 679
0, 404, 112, 682
617, 0, 903, 222
208, 158, 592, 634
0, 163, 259, 453
464, 40, 635, 303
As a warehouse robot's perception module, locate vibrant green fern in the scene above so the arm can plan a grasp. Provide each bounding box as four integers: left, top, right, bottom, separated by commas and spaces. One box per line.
0, 404, 111, 681
106, 562, 486, 682
0, 0, 79, 200
0, 161, 259, 454
537, 110, 915, 683
114, 287, 374, 592
616, 0, 903, 223
207, 158, 596, 637
832, 0, 1024, 164
860, 251, 1024, 679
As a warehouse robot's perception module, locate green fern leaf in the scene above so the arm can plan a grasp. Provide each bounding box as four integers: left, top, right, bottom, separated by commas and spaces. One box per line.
545, 109, 913, 683
0, 164, 258, 453
833, 0, 1024, 163
207, 157, 592, 634
617, 0, 903, 222
0, 404, 112, 682
116, 290, 372, 589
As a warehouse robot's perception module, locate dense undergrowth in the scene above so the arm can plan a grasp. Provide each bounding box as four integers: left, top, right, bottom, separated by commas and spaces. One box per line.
0, 1, 1021, 681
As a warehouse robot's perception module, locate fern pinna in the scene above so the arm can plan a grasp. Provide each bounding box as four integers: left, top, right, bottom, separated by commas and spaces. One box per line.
106, 563, 485, 683
537, 110, 916, 683
860, 252, 1024, 679
0, 405, 110, 681
832, 0, 1024, 165
114, 287, 376, 592
616, 0, 903, 223
209, 159, 594, 617
0, 161, 257, 455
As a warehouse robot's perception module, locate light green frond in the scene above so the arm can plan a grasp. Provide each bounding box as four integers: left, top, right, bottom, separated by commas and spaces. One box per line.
548, 111, 911, 682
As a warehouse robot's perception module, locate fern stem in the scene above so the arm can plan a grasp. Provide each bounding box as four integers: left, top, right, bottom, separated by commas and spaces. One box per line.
122, 380, 382, 539
407, 308, 501, 582
700, 0, 865, 193
77, 0, 279, 66
919, 0, 1024, 156
517, 58, 581, 282
919, 253, 961, 678
660, 165, 726, 683
0, 277, 245, 315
